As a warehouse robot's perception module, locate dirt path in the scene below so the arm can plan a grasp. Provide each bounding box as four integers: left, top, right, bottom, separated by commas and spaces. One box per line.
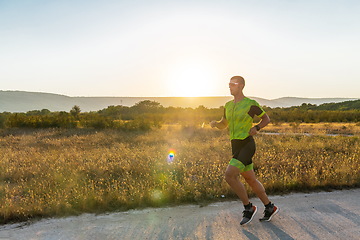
1, 189, 359, 240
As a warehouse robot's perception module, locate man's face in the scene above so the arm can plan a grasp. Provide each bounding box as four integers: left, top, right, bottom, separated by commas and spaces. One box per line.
229, 79, 242, 95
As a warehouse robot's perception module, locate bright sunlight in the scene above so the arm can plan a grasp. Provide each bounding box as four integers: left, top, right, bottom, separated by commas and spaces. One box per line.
166, 60, 218, 97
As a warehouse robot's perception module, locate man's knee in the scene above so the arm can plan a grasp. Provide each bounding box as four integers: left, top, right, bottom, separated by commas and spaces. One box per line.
245, 177, 257, 186
225, 167, 238, 183
224, 172, 232, 183
242, 172, 257, 186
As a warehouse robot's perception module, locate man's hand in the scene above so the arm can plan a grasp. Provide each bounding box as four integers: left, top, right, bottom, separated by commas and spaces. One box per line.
249, 127, 258, 136
210, 117, 228, 129
210, 121, 217, 128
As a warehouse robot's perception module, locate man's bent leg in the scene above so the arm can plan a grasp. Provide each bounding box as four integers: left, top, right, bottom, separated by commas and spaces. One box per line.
241, 170, 270, 205
225, 165, 250, 205
225, 164, 259, 225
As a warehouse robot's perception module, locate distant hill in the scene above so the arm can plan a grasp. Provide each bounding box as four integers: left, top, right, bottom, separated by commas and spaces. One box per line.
316, 99, 360, 110
0, 91, 358, 112
268, 97, 360, 109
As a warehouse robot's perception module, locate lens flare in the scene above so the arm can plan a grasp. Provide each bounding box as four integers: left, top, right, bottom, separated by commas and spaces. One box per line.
150, 189, 164, 203
167, 149, 176, 163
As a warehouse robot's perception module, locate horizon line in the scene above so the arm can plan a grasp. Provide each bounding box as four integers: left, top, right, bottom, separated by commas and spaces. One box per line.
1, 90, 359, 100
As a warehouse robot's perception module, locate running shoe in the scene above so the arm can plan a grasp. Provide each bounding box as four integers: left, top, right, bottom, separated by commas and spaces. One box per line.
259, 203, 279, 222
240, 204, 257, 225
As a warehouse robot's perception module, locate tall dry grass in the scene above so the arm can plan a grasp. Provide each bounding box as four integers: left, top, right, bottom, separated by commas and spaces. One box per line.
0, 125, 359, 224
264, 122, 360, 135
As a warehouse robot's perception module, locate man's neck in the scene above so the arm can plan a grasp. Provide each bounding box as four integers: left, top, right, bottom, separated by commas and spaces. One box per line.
233, 93, 246, 103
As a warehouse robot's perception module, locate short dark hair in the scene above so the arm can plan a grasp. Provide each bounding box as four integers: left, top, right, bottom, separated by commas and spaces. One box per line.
230, 76, 245, 86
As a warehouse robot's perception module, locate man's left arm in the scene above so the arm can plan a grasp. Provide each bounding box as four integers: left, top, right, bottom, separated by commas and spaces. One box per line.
249, 113, 270, 136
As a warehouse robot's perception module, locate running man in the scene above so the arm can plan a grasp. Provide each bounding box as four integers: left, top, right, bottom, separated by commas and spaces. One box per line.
210, 76, 279, 225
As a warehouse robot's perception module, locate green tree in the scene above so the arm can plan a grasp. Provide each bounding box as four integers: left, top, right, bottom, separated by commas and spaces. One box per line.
70, 105, 81, 119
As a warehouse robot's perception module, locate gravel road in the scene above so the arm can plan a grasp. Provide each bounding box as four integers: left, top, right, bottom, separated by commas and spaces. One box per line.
1, 189, 359, 240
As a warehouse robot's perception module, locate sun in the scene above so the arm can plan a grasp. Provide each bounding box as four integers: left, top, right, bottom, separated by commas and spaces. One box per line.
166, 61, 217, 97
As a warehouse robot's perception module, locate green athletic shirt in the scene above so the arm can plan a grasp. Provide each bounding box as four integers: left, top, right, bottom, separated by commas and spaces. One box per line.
224, 97, 265, 140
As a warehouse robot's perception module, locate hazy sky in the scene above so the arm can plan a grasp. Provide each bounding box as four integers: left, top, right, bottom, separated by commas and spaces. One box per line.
1, 0, 359, 99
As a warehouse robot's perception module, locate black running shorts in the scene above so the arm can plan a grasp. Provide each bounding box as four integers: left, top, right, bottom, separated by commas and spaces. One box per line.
231, 136, 256, 167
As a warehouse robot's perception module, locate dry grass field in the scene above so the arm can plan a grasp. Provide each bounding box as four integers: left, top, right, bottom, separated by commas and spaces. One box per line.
263, 122, 360, 135
0, 123, 359, 224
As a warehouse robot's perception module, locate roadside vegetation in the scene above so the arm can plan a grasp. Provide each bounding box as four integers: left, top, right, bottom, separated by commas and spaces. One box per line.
0, 99, 359, 224
0, 100, 359, 131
